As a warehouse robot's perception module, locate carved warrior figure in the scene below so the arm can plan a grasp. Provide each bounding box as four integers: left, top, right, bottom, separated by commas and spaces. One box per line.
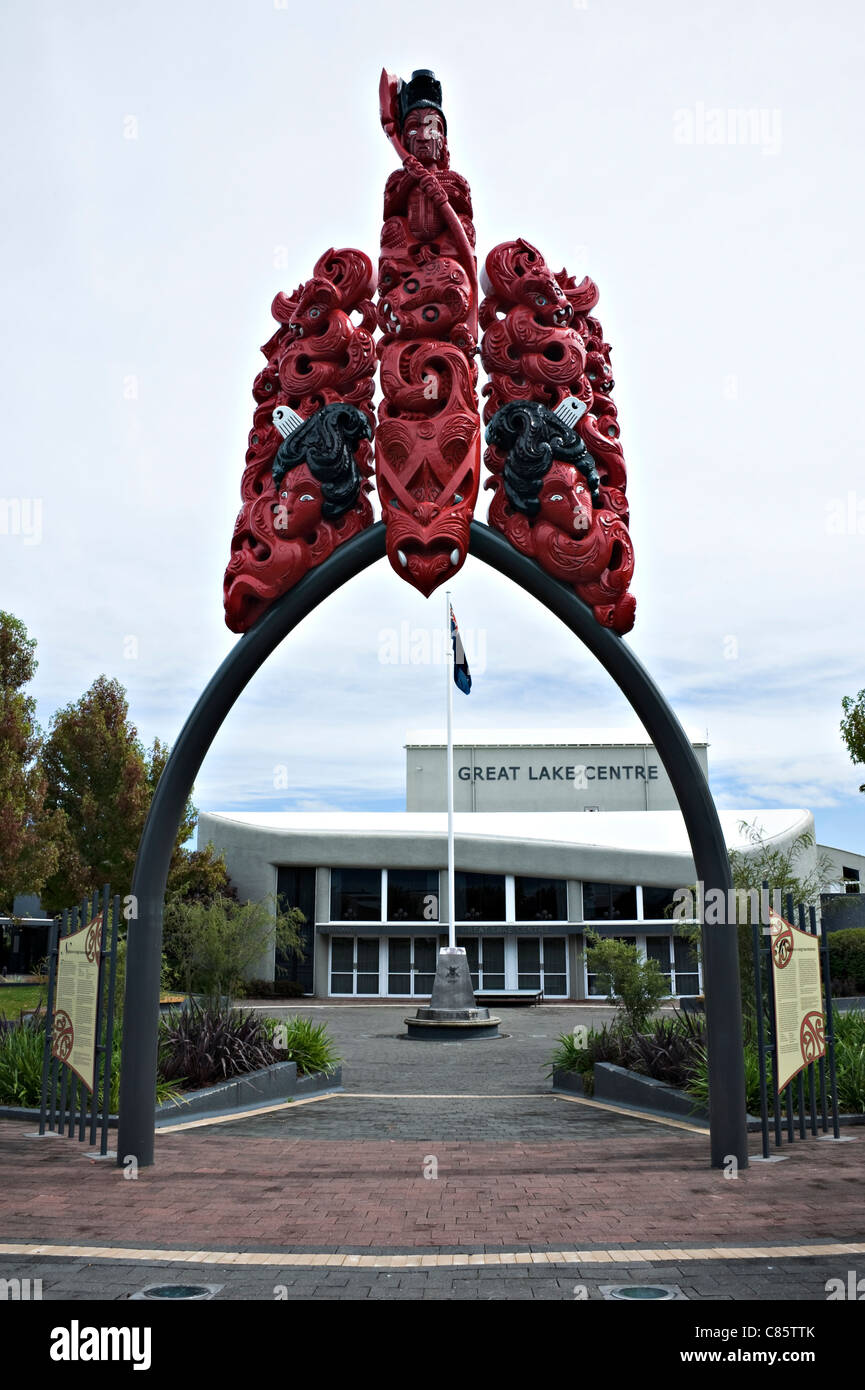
480, 239, 636, 633
375, 68, 481, 596
223, 248, 377, 632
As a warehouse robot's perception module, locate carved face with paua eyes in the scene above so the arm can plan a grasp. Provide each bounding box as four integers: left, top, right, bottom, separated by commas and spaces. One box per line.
403, 108, 446, 166
271, 466, 324, 540
537, 463, 594, 536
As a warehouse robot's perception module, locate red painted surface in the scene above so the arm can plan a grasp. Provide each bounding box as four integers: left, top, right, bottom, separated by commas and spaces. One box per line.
480, 239, 636, 633
223, 248, 377, 633
223, 74, 639, 632
373, 68, 481, 596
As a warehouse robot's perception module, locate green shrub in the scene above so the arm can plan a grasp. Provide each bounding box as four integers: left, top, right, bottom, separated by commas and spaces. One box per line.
627, 1012, 706, 1090
585, 932, 669, 1032
268, 1015, 341, 1076
0, 1010, 179, 1109
685, 1010, 865, 1116
158, 1004, 282, 1089
827, 930, 865, 994
547, 1023, 629, 1095
0, 1013, 46, 1105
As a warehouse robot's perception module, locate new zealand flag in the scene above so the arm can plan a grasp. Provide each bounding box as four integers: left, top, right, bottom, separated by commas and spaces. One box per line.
450, 604, 472, 694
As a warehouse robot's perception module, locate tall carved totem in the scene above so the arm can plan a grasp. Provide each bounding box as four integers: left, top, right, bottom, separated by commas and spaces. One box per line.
223, 68, 636, 634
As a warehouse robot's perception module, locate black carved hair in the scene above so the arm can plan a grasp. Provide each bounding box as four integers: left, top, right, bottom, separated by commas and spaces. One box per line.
485, 400, 601, 517
399, 69, 447, 133
272, 403, 372, 519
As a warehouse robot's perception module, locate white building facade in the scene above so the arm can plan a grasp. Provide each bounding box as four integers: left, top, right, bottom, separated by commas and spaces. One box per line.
198, 730, 838, 1002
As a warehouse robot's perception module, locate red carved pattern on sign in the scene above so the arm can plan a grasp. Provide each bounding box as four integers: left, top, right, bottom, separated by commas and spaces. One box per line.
223, 248, 377, 633
771, 916, 794, 969
52, 1009, 74, 1062
800, 1010, 825, 1064
480, 238, 636, 633
85, 916, 102, 963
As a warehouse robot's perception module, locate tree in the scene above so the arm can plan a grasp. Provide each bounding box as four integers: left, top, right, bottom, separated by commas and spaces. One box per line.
585, 931, 669, 1033
39, 677, 198, 912
165, 841, 236, 907
840, 691, 865, 791
162, 894, 304, 1001
0, 612, 63, 915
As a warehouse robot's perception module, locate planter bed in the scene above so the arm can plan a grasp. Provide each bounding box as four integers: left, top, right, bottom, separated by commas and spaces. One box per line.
0, 1062, 342, 1128
551, 1064, 865, 1129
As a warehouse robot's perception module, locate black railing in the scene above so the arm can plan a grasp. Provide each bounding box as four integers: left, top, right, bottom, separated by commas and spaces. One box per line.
38, 886, 120, 1157
751, 885, 841, 1158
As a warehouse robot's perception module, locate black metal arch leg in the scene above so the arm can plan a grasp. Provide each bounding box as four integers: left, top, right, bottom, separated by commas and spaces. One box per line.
118, 520, 747, 1170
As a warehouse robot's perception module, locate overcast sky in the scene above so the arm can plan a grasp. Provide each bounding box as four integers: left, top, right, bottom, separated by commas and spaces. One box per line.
2, 0, 863, 856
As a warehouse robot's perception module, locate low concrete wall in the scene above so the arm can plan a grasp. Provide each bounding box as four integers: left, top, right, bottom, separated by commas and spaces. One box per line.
593, 1062, 709, 1120
155, 1062, 342, 1125
551, 1063, 707, 1121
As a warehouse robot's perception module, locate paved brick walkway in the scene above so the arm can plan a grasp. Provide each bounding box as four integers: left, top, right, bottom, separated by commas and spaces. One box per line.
2, 1004, 862, 1300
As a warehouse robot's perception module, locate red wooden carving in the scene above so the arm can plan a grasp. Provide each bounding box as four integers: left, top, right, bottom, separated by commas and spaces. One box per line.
223, 248, 377, 633
374, 68, 481, 596
480, 238, 636, 633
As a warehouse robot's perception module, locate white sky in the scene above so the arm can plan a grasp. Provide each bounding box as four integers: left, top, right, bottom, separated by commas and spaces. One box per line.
1, 0, 863, 855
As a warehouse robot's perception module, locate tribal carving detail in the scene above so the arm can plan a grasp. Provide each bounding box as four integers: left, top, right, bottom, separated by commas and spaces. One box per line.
223, 248, 377, 633
223, 74, 640, 635
480, 238, 636, 633
374, 68, 481, 596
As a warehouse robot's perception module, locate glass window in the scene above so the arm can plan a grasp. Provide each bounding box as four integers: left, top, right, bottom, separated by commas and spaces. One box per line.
458, 937, 480, 991
388, 937, 411, 995
276, 866, 316, 990
582, 882, 637, 921
543, 937, 567, 996
330, 868, 381, 921
518, 938, 541, 991
455, 872, 506, 921
330, 937, 354, 994
674, 935, 700, 996
481, 936, 505, 990
641, 886, 681, 920
413, 937, 438, 994
356, 937, 380, 994
515, 876, 567, 921
645, 936, 672, 992
387, 869, 439, 922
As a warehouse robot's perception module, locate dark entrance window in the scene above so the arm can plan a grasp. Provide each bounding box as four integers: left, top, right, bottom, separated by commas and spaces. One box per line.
515, 876, 567, 921
330, 868, 381, 921
582, 882, 637, 921
455, 872, 506, 921
641, 886, 681, 920
276, 866, 316, 992
387, 869, 439, 922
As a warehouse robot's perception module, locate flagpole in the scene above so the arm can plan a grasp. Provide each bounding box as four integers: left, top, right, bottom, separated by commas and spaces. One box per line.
446, 588, 456, 950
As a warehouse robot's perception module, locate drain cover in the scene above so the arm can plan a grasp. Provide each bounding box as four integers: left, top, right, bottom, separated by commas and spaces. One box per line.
600, 1284, 686, 1301
131, 1284, 222, 1301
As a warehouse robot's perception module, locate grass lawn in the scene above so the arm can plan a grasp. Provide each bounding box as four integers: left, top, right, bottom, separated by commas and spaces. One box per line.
0, 984, 46, 1018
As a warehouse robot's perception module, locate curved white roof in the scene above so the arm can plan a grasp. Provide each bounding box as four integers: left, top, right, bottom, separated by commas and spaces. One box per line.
201, 809, 809, 855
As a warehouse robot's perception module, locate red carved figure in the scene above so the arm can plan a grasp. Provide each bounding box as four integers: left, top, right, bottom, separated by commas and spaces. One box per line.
222, 73, 639, 636
223, 248, 377, 632
480, 239, 636, 633
375, 68, 481, 595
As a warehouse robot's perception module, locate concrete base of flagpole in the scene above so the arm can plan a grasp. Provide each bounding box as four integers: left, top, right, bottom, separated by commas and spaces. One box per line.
404, 947, 501, 1040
